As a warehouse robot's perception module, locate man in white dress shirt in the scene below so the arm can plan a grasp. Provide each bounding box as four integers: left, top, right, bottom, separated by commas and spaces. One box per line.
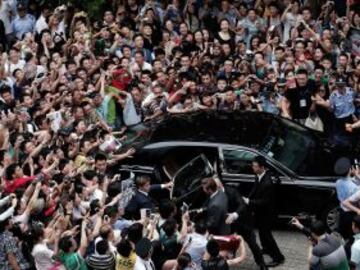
134, 237, 155, 270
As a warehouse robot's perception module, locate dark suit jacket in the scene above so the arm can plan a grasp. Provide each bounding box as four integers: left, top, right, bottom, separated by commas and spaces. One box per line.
204, 190, 231, 235
248, 170, 276, 223
125, 184, 161, 219
225, 186, 251, 224
225, 186, 248, 218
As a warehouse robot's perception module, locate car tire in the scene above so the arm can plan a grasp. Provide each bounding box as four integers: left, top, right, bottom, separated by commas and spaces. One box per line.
322, 205, 340, 231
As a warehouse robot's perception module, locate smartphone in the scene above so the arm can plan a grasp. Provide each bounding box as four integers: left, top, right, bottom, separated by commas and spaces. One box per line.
181, 202, 189, 214
58, 204, 64, 215
140, 208, 151, 220
146, 209, 151, 218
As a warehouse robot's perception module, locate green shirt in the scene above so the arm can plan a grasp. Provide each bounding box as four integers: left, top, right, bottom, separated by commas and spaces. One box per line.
59, 251, 88, 270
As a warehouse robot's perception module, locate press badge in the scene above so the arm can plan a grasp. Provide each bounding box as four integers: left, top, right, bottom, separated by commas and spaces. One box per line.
300, 99, 307, 107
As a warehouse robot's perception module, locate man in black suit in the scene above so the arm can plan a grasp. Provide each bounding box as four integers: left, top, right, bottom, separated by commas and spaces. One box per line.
243, 156, 285, 267
125, 175, 173, 219
225, 185, 267, 270
201, 177, 230, 235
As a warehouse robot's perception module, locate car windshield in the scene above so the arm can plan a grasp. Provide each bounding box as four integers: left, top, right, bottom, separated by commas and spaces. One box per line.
261, 119, 317, 175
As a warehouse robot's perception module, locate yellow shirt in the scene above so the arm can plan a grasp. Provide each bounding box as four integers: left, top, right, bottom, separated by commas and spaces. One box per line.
74, 154, 88, 172
116, 252, 136, 270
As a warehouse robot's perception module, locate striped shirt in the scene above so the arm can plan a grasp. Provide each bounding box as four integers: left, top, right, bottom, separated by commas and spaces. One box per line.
86, 253, 115, 270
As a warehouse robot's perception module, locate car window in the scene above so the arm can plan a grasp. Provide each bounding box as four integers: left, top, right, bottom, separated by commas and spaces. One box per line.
222, 149, 257, 175
173, 154, 214, 199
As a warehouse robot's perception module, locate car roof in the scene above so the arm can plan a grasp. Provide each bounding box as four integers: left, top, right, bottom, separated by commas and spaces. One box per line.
147, 111, 277, 148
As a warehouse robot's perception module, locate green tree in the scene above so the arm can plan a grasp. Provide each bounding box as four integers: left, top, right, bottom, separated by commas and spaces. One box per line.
54, 0, 107, 20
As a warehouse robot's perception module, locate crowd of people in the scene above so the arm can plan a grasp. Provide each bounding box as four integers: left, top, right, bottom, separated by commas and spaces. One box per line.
0, 0, 359, 269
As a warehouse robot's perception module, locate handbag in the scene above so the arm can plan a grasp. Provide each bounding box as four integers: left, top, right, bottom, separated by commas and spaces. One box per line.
305, 114, 324, 132
212, 235, 241, 252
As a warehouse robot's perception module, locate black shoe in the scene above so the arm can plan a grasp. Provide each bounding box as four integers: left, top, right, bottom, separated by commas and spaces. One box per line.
265, 257, 285, 268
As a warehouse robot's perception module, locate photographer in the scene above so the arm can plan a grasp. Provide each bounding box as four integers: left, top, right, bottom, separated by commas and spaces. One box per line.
291, 217, 349, 270
142, 85, 168, 122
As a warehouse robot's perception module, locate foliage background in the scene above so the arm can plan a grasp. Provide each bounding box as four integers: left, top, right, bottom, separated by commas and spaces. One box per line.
44, 0, 107, 20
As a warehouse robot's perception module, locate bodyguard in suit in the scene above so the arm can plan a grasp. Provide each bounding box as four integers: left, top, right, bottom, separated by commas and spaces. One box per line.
125, 175, 173, 219
201, 177, 231, 235
225, 185, 267, 270
243, 155, 285, 267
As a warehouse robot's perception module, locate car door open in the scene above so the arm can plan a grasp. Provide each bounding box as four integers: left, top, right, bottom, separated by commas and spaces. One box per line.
172, 154, 214, 204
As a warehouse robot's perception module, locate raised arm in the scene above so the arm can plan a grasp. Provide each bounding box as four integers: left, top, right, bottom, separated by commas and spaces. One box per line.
227, 236, 246, 266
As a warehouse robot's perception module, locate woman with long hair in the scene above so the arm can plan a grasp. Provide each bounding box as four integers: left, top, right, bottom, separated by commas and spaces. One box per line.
214, 19, 235, 53
184, 2, 199, 33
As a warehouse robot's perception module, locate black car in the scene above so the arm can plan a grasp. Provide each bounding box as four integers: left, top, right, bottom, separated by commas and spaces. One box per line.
121, 111, 352, 230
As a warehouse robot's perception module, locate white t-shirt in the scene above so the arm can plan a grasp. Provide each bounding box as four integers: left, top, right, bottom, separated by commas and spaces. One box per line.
0, 0, 13, 34
134, 256, 155, 270
5, 59, 25, 75
184, 233, 207, 268
283, 13, 300, 42
35, 14, 49, 34
351, 234, 360, 270
90, 188, 105, 202
131, 61, 153, 74
31, 242, 55, 270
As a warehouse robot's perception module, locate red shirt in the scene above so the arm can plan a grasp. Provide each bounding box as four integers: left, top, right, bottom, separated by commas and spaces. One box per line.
4, 176, 35, 193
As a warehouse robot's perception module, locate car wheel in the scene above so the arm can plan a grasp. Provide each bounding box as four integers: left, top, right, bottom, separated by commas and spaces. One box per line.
322, 205, 340, 231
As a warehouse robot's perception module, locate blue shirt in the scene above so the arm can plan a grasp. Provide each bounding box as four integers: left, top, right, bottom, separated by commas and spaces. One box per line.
260, 93, 280, 115
131, 48, 153, 63
336, 177, 359, 210
113, 218, 133, 232
95, 95, 111, 122
11, 14, 35, 40
330, 87, 355, 119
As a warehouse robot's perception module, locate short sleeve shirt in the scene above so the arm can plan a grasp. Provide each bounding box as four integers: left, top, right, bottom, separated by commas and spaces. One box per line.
59, 251, 88, 270
346, 189, 360, 210
116, 252, 136, 270
0, 231, 30, 270
351, 234, 360, 270
285, 81, 316, 119
330, 88, 355, 119
336, 178, 359, 210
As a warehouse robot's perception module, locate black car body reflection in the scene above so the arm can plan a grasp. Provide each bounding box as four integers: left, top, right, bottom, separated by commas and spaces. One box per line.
122, 111, 350, 229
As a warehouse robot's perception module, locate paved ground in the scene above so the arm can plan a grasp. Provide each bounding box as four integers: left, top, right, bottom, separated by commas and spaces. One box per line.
237, 230, 309, 270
